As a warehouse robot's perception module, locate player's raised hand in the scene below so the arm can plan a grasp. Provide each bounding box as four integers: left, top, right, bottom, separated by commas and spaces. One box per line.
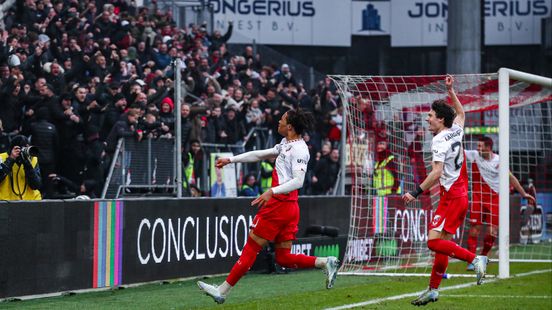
251, 189, 273, 208
402, 192, 416, 204
215, 158, 231, 168
445, 74, 454, 91
524, 193, 536, 206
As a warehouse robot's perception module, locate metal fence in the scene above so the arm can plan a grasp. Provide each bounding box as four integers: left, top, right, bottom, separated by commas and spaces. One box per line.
102, 137, 177, 199
101, 127, 274, 199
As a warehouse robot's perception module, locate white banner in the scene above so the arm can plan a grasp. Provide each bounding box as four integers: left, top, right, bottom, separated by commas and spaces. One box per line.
390, 0, 448, 46
390, 0, 552, 46
353, 0, 551, 46
210, 0, 351, 46
484, 0, 551, 45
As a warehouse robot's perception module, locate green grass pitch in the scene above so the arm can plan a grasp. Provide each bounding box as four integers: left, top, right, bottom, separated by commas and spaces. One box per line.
1, 262, 550, 309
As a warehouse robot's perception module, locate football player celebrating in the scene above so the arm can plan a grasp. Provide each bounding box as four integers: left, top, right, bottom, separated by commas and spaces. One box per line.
403, 75, 488, 306
197, 109, 339, 304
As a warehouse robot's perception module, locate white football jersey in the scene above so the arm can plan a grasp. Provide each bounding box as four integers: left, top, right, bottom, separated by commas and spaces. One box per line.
465, 150, 500, 193
272, 138, 310, 200
431, 123, 467, 193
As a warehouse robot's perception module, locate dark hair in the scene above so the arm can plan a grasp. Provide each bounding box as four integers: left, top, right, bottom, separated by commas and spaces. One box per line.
431, 100, 455, 128
286, 109, 314, 135
478, 136, 494, 150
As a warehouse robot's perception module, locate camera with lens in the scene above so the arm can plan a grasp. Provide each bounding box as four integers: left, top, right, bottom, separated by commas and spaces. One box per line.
21, 146, 39, 158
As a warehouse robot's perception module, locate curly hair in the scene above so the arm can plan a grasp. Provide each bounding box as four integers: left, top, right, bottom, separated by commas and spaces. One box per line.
286, 109, 315, 135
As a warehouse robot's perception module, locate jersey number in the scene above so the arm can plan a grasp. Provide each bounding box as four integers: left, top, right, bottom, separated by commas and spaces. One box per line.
451, 142, 463, 170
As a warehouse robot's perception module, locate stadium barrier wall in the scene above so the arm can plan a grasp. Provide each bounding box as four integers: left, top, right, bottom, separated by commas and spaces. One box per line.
0, 196, 350, 298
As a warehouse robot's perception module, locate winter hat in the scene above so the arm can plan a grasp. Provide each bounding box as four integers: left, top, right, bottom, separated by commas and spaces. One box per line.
161, 97, 174, 112
38, 34, 50, 44
9, 135, 30, 153
7, 54, 20, 67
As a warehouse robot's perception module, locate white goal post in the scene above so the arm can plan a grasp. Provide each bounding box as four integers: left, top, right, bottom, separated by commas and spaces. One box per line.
329, 69, 552, 280
498, 68, 552, 278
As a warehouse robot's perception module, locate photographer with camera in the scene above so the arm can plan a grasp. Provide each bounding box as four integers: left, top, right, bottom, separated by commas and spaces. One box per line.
0, 135, 42, 200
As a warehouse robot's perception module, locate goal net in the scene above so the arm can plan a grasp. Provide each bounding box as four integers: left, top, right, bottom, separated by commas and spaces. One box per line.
329, 71, 552, 277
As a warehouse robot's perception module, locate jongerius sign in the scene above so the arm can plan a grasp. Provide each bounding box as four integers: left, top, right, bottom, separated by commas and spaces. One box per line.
210, 0, 352, 46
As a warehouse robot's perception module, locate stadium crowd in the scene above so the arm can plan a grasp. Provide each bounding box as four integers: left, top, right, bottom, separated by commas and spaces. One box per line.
0, 0, 356, 199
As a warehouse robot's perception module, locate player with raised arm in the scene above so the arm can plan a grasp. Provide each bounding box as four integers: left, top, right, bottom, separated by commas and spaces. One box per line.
197, 109, 340, 304
465, 136, 536, 270
403, 75, 488, 306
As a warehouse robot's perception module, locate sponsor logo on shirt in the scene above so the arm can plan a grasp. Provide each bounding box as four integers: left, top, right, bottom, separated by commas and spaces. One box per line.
444, 130, 462, 141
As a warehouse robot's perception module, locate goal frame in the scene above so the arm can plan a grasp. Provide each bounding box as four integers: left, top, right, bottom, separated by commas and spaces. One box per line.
497, 68, 552, 278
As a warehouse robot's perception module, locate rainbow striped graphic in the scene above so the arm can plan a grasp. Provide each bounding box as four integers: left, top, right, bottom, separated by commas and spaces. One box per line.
372, 196, 388, 234
93, 201, 123, 288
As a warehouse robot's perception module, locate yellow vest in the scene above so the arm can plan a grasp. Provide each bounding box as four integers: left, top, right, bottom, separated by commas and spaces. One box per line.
260, 161, 273, 192
0, 153, 42, 200
183, 153, 194, 189
373, 155, 401, 196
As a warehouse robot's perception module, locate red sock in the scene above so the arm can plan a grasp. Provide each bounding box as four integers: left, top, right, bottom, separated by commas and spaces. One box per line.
226, 237, 262, 286
275, 248, 316, 269
429, 253, 448, 289
427, 239, 476, 263
481, 234, 496, 256
467, 234, 478, 254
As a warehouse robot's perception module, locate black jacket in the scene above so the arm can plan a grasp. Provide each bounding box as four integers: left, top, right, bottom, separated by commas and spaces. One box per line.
29, 120, 59, 165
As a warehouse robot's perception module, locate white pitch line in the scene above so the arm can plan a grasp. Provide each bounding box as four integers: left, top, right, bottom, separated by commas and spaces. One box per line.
441, 294, 551, 299
325, 269, 552, 310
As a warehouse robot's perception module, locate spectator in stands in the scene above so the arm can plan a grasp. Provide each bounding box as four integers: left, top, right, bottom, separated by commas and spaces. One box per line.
158, 97, 175, 137
0, 135, 42, 200
82, 126, 105, 198
408, 125, 428, 186
240, 173, 260, 197
245, 98, 263, 129
206, 106, 226, 143
312, 148, 340, 195
209, 21, 233, 51
0, 120, 9, 153
373, 140, 400, 196
327, 105, 343, 145
49, 173, 98, 199
275, 63, 297, 88
105, 109, 141, 155
182, 139, 202, 193
53, 93, 85, 184
0, 76, 23, 136
27, 107, 58, 198
223, 107, 246, 145
260, 158, 275, 192
101, 93, 127, 140
181, 103, 193, 149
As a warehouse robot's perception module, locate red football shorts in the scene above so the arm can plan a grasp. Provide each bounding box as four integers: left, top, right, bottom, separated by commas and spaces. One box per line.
429, 193, 469, 235
250, 198, 299, 243
469, 191, 499, 227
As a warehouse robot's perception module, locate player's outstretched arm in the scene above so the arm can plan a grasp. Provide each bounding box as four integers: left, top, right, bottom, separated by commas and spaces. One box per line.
402, 161, 443, 204
216, 148, 279, 168
509, 172, 536, 205
446, 74, 465, 128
